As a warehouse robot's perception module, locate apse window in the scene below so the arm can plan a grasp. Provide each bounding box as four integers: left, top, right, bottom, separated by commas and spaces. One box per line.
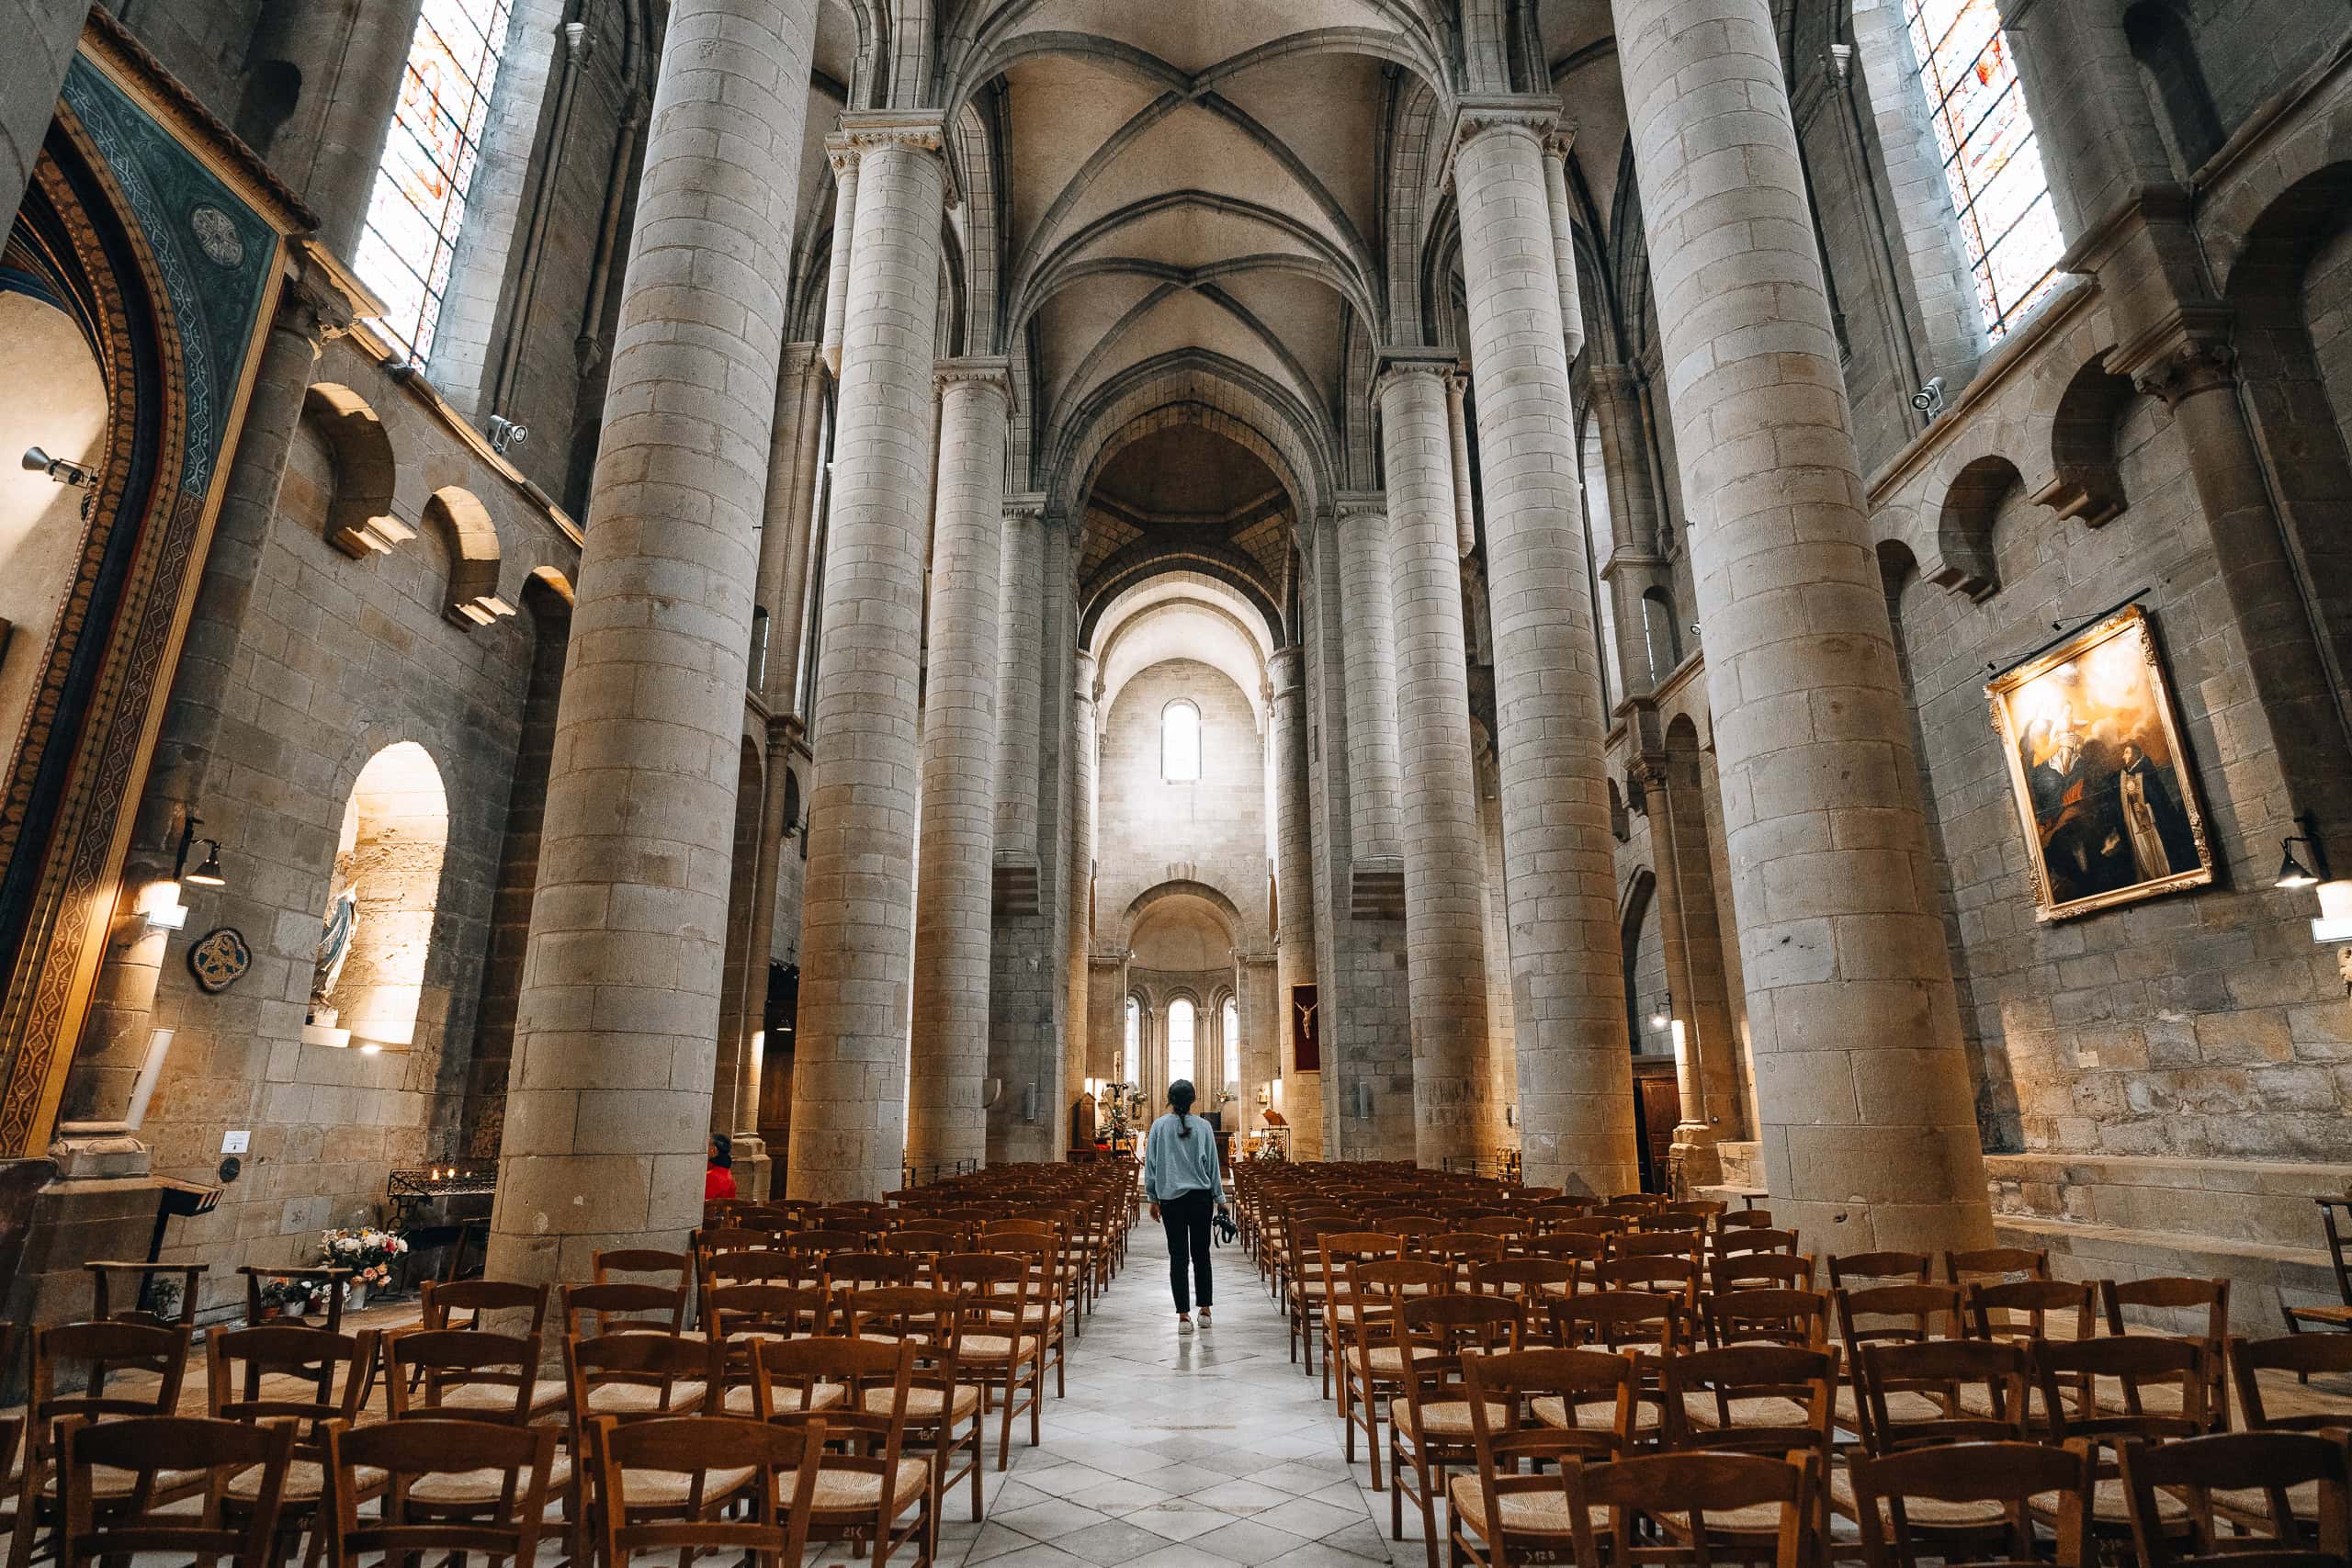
1162, 699, 1202, 782
1125, 997, 1141, 1083
1906, 0, 2064, 338
1168, 998, 1196, 1087
356, 0, 514, 362
1221, 996, 1239, 1091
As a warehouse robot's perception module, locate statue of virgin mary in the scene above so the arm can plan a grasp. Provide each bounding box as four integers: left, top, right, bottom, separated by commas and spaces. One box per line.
310, 884, 359, 1021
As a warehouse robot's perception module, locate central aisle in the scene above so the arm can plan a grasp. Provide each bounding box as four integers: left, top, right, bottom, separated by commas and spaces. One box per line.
942, 1212, 1405, 1568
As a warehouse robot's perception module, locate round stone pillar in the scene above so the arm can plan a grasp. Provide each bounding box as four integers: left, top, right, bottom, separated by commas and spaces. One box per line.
1268, 646, 1320, 1159
1609, 0, 1992, 1251
820, 141, 859, 375
1333, 500, 1404, 858
787, 118, 946, 1201
488, 0, 817, 1287
905, 359, 1011, 1174
1452, 109, 1638, 1197
1064, 647, 1099, 1126
993, 500, 1046, 860
1377, 360, 1495, 1171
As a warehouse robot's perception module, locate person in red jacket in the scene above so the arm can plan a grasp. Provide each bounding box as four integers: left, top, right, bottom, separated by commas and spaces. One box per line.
705, 1134, 738, 1201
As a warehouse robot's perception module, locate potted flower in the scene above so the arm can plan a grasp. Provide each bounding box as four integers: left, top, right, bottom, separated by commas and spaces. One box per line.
319, 1225, 410, 1310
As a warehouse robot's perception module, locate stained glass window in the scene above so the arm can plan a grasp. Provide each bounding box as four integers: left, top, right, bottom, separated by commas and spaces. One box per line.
1221, 997, 1239, 1089
1168, 998, 1195, 1087
1906, 0, 2065, 339
1125, 998, 1140, 1082
1162, 700, 1202, 782
356, 0, 514, 362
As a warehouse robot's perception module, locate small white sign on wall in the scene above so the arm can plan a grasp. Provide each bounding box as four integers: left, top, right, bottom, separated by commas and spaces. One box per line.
220, 1130, 250, 1154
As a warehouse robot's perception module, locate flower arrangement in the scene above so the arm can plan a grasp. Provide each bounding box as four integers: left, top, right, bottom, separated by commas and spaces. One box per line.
321, 1225, 409, 1289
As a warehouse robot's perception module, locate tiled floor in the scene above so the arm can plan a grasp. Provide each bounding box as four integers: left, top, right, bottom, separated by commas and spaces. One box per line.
940, 1218, 1408, 1568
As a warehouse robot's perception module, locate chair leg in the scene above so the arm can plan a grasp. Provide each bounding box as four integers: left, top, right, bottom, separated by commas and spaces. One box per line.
1028, 1356, 1043, 1449
995, 1372, 1017, 1471
967, 1416, 985, 1521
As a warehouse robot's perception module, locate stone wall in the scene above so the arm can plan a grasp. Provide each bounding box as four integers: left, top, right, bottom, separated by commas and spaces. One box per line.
134, 337, 578, 1313
1096, 660, 1269, 953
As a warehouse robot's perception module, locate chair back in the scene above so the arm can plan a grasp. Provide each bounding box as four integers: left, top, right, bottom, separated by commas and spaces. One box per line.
1561, 1289, 1681, 1354
706, 1281, 831, 1341
2232, 1335, 2352, 1430
1565, 1451, 1814, 1568
1713, 1252, 1816, 1292
2034, 1334, 2209, 1444
206, 1325, 378, 1438
56, 1415, 294, 1568
594, 1248, 693, 1288
386, 1328, 542, 1422
2118, 1430, 2352, 1568
564, 1280, 688, 1337
322, 1417, 556, 1567
1699, 1288, 1829, 1349
586, 1415, 825, 1567
1662, 1344, 1836, 1456
1856, 1338, 2031, 1453
1945, 1247, 2050, 1287
1967, 1276, 2094, 1343
1828, 1251, 1931, 1289
28, 1319, 192, 1468
1849, 1439, 2095, 1568
420, 1278, 548, 1334
566, 1331, 718, 1423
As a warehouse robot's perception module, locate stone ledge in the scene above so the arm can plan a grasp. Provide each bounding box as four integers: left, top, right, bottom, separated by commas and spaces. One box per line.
1985, 1153, 2352, 1252
1994, 1213, 2340, 1332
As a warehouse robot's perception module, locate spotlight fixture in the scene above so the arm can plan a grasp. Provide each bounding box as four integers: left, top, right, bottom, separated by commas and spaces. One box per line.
1649, 992, 1673, 1032
21, 446, 96, 490
487, 415, 529, 456
175, 815, 226, 888
1910, 376, 1948, 418
2278, 812, 2329, 890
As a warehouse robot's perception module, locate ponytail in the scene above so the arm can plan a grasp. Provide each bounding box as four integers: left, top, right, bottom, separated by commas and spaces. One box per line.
1169, 1078, 1196, 1138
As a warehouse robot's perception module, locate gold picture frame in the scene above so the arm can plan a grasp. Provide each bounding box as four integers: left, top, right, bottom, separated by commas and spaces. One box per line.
1985, 604, 2213, 922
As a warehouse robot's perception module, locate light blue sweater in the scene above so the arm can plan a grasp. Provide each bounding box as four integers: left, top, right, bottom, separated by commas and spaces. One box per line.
1141, 1112, 1223, 1202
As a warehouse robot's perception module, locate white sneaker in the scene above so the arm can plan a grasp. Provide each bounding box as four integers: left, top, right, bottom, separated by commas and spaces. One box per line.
1198, 1307, 1213, 1325
1178, 1315, 1194, 1336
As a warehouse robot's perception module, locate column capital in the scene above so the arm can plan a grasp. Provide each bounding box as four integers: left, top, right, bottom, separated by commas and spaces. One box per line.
2114, 305, 2237, 407
1269, 644, 1306, 689
832, 111, 960, 205
1446, 94, 1561, 185
1004, 491, 1048, 521
283, 243, 367, 344
1542, 122, 1579, 162
935, 355, 1014, 408
780, 340, 822, 376
1371, 346, 1460, 404
1334, 490, 1386, 519
1630, 750, 1672, 794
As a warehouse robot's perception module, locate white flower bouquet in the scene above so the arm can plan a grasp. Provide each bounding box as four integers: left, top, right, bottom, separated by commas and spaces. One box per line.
320, 1225, 410, 1288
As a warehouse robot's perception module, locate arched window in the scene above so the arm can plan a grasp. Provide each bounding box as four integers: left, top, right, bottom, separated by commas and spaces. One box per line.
1642, 587, 1682, 683
356, 0, 515, 360
1161, 699, 1202, 782
1124, 996, 1141, 1083
316, 741, 449, 1050
1168, 998, 1196, 1086
1905, 0, 2064, 339
1221, 996, 1239, 1090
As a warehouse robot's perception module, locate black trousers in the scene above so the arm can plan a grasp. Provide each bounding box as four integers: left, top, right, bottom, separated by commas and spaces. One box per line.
1159, 1187, 1216, 1313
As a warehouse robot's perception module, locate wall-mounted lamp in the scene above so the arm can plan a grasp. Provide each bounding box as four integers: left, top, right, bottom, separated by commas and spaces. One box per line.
175, 817, 225, 887
487, 415, 529, 457
2277, 812, 2330, 890
1910, 376, 1948, 418
1350, 1081, 1373, 1121
1648, 992, 1673, 1032
22, 446, 96, 490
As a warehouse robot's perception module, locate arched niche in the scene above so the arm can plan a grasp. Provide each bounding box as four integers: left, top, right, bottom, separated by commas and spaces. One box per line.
423, 486, 514, 626
0, 288, 107, 754
318, 741, 450, 1051
1930, 454, 2022, 601
304, 383, 410, 558
2036, 358, 2135, 527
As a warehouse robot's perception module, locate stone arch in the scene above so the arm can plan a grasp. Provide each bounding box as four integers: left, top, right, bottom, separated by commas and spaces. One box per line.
1640, 584, 1682, 682
1045, 349, 1336, 524
319, 740, 450, 1053
2037, 356, 2135, 527
1607, 776, 1629, 842
2121, 1, 2222, 176
305, 384, 410, 558
1616, 864, 1657, 1056
1929, 454, 2021, 601
422, 486, 514, 626
1121, 877, 1247, 953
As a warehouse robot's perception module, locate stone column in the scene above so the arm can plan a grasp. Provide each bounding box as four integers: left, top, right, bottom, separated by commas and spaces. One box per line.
757, 344, 826, 710
1631, 751, 1736, 1181
1609, 0, 1991, 1251
820, 140, 858, 375
1445, 377, 1479, 557
993, 499, 1046, 862
1452, 105, 1637, 1196
0, 0, 85, 220
254, 0, 430, 259
65, 273, 348, 1122
1333, 499, 1403, 858
1587, 366, 1668, 700
489, 0, 816, 1286
1538, 130, 1588, 364
1268, 646, 1320, 1159
789, 116, 946, 1201
1062, 649, 1099, 1141
1376, 358, 1493, 1169
905, 358, 1010, 1174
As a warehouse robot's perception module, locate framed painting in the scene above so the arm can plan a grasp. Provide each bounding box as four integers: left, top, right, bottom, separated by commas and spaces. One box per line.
1986, 604, 2213, 921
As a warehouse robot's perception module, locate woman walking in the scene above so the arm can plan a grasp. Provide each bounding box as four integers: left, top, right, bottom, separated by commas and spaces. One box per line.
1142, 1078, 1223, 1334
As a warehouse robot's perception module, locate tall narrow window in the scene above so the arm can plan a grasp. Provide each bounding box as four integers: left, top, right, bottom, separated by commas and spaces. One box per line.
1906, 0, 2064, 339
1162, 700, 1202, 782
356, 0, 514, 362
1168, 998, 1196, 1087
1221, 996, 1239, 1090
1581, 411, 1623, 707
1124, 997, 1141, 1083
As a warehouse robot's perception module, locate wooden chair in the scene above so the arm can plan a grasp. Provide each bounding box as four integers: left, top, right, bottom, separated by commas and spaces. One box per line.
1563, 1451, 1815, 1568
586, 1414, 825, 1568
563, 1280, 688, 1337
565, 1329, 716, 1420
2103, 1276, 2230, 1429
1714, 1253, 1817, 1293
383, 1327, 555, 1426
1700, 1289, 1831, 1350
240, 1266, 353, 1332
205, 1324, 382, 1559
82, 1261, 204, 1328
1835, 1340, 2039, 1546
755, 1337, 934, 1568
1451, 1348, 1637, 1568
1967, 1276, 2095, 1345
2034, 1334, 2209, 1541
1338, 1257, 1449, 1488
934, 1254, 1044, 1469
707, 1280, 832, 1345
2283, 1201, 2352, 1342
1319, 1232, 1407, 1401
52, 1415, 293, 1568
2233, 1334, 2352, 1425
7, 1320, 196, 1568
1833, 1284, 1966, 1445
320, 1416, 558, 1568
1849, 1439, 2095, 1568
407, 1280, 561, 1416
986, 1231, 1071, 1397
845, 1286, 986, 1529
1657, 1346, 1838, 1565
2120, 1429, 2352, 1568
1388, 1294, 1523, 1568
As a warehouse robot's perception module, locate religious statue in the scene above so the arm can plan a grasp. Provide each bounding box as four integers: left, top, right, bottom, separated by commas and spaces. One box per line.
309, 883, 358, 1023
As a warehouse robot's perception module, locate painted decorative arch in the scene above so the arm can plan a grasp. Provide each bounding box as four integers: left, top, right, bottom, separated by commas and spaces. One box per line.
422, 486, 514, 627
304, 383, 411, 558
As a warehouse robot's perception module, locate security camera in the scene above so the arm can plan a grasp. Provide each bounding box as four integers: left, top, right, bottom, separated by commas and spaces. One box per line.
1910, 377, 1947, 417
